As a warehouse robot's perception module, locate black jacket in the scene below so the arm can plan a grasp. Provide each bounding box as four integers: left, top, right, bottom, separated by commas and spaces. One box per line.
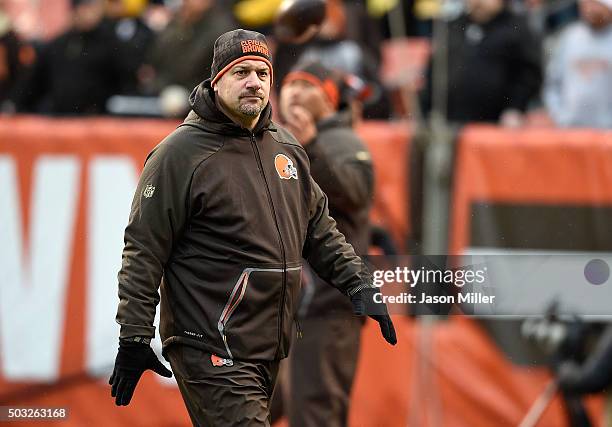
116, 80, 372, 361
146, 7, 235, 93
300, 111, 374, 317
15, 21, 121, 114
421, 9, 542, 123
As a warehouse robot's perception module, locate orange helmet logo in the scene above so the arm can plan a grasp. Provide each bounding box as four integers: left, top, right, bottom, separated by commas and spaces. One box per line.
211, 354, 234, 367
274, 154, 298, 180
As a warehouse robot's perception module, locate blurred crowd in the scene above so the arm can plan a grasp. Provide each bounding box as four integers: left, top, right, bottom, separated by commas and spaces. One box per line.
0, 0, 610, 128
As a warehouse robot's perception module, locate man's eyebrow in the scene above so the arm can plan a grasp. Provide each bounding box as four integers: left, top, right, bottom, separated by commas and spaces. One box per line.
233, 65, 270, 72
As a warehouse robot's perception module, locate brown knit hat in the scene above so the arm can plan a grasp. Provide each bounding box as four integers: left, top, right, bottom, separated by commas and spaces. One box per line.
210, 29, 273, 86
282, 60, 343, 109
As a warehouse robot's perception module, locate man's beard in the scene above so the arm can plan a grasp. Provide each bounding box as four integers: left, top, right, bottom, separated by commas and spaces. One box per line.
238, 100, 263, 117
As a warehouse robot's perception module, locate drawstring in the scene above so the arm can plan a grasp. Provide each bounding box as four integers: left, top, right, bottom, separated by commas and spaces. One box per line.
295, 317, 303, 339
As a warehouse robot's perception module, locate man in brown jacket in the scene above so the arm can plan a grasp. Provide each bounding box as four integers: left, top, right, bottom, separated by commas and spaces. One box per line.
274, 61, 374, 427
109, 29, 396, 426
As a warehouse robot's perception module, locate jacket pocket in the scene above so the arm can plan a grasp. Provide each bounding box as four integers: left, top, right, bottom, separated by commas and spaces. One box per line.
218, 265, 301, 360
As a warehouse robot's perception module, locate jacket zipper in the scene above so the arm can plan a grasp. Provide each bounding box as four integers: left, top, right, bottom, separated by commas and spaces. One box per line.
248, 133, 287, 357
217, 266, 301, 358
218, 270, 249, 359
295, 316, 303, 339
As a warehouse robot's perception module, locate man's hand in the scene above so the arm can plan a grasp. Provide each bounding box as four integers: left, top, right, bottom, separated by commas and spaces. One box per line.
109, 338, 173, 406
350, 287, 397, 345
283, 105, 317, 146
499, 109, 525, 128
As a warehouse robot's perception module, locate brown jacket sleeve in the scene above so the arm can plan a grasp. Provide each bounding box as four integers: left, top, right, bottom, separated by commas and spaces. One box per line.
304, 129, 373, 215
302, 177, 373, 296
116, 140, 193, 339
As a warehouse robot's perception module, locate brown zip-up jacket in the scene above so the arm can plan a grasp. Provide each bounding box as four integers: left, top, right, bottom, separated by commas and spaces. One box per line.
115, 80, 372, 361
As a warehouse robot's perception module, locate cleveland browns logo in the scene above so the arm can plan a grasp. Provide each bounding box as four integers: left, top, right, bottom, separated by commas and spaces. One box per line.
274, 154, 298, 180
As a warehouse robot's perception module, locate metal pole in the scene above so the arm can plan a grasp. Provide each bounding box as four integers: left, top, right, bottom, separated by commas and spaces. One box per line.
387, 0, 407, 39
422, 12, 452, 256
517, 380, 559, 427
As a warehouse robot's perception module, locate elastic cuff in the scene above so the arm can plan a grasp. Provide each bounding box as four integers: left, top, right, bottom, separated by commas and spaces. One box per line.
117, 321, 155, 339
120, 336, 152, 345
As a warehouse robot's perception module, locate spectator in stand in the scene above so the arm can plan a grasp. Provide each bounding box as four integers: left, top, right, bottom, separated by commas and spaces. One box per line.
273, 0, 391, 119
543, 0, 612, 128
14, 0, 121, 115
106, 0, 154, 95
232, 0, 282, 32
0, 1, 34, 112
141, 0, 235, 95
420, 0, 543, 126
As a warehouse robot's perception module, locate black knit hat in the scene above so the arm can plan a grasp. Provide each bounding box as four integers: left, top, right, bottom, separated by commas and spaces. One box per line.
210, 29, 273, 86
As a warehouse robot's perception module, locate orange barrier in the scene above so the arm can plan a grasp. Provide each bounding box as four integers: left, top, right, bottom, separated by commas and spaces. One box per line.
451, 125, 612, 254
358, 121, 413, 248
447, 124, 612, 427
0, 116, 412, 426
352, 317, 604, 427
5, 118, 606, 427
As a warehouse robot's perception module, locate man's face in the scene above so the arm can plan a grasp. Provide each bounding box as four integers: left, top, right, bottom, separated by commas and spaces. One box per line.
280, 79, 330, 122
73, 0, 105, 31
214, 59, 271, 119
580, 0, 612, 28
466, 0, 504, 23
180, 0, 212, 23
106, 0, 124, 18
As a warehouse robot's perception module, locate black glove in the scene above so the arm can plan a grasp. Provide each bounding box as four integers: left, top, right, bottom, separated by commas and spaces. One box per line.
109, 338, 173, 406
557, 361, 582, 392
350, 287, 397, 345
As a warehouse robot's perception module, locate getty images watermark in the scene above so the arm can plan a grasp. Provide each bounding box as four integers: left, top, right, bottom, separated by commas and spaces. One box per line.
371, 265, 494, 305
363, 255, 612, 316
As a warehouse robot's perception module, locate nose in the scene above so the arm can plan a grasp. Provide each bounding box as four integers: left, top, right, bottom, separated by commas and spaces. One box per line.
245, 71, 262, 90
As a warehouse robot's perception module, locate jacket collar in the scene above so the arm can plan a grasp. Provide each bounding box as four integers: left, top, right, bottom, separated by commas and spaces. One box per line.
316, 109, 352, 132
185, 79, 274, 136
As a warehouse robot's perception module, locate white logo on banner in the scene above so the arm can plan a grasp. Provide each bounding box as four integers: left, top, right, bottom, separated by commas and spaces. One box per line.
0, 155, 175, 386
0, 156, 79, 381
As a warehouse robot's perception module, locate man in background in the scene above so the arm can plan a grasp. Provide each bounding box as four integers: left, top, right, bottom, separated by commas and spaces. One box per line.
274, 60, 374, 427
420, 0, 542, 126
15, 0, 120, 114
141, 0, 234, 95
0, 0, 32, 112
106, 0, 154, 95
544, 0, 612, 128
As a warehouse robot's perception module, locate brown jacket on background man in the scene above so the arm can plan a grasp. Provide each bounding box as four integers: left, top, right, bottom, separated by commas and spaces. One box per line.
274, 60, 375, 427
299, 109, 373, 318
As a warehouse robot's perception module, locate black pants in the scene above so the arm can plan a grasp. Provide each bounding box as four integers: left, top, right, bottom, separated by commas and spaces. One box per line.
166, 345, 279, 427
273, 315, 362, 427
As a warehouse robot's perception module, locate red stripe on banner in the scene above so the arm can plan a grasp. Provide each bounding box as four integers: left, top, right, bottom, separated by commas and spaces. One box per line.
59, 154, 87, 379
